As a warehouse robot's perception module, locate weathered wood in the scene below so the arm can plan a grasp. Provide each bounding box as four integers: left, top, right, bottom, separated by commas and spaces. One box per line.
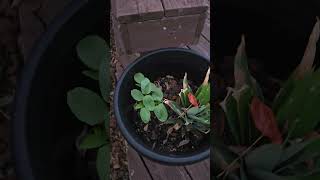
115, 0, 140, 23
201, 17, 210, 41
193, 12, 207, 44
185, 159, 210, 180
136, 0, 164, 21
127, 147, 153, 180
162, 0, 208, 17
126, 14, 201, 53
143, 157, 192, 180
188, 36, 210, 59
115, 0, 165, 23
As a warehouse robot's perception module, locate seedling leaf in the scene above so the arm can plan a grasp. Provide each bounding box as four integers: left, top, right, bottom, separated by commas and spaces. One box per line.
131, 89, 144, 101
154, 103, 168, 122
140, 108, 151, 123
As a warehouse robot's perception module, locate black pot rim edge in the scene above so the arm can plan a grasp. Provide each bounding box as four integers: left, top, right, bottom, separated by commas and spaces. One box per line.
114, 48, 211, 165
12, 0, 87, 179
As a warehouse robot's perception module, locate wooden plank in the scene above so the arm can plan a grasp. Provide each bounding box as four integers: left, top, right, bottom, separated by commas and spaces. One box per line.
114, 0, 164, 23
114, 0, 139, 23
162, 0, 208, 17
143, 157, 192, 180
136, 0, 164, 21
193, 12, 207, 44
201, 17, 210, 41
126, 14, 201, 53
127, 147, 153, 180
185, 159, 210, 180
188, 36, 210, 59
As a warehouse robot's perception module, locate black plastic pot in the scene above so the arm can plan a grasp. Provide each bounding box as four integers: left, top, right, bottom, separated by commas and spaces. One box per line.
13, 0, 108, 180
114, 48, 210, 165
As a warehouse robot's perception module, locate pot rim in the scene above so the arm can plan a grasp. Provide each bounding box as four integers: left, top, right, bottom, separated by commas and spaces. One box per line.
114, 48, 210, 165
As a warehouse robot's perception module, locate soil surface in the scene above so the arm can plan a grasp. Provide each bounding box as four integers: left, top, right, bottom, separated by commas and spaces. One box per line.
133, 75, 208, 154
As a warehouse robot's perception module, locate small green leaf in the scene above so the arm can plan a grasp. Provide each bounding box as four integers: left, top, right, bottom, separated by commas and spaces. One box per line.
220, 88, 240, 144
67, 87, 107, 126
82, 70, 99, 80
79, 128, 107, 149
131, 89, 144, 101
245, 144, 282, 171
187, 107, 200, 115
189, 114, 210, 125
134, 73, 145, 83
143, 95, 155, 111
195, 83, 210, 105
154, 103, 168, 122
151, 87, 163, 101
134, 102, 144, 110
97, 144, 109, 180
141, 78, 152, 94
76, 35, 109, 70
140, 108, 151, 123
99, 58, 111, 102
164, 99, 184, 117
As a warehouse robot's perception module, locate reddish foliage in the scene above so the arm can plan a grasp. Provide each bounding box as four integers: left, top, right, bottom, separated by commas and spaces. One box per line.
188, 93, 199, 107
250, 97, 283, 144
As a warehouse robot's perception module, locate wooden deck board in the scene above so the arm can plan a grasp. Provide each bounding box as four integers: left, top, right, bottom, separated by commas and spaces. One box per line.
127, 147, 153, 180
142, 156, 192, 180
185, 159, 210, 179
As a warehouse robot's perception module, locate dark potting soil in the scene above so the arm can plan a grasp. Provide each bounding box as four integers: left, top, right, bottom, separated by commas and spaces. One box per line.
133, 75, 208, 154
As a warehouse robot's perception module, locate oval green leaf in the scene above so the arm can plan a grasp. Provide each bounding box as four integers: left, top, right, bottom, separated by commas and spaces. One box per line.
143, 95, 155, 111
141, 78, 152, 94
67, 87, 107, 126
154, 103, 168, 122
79, 130, 107, 149
97, 144, 110, 180
76, 35, 109, 70
140, 108, 151, 123
151, 87, 163, 101
82, 70, 99, 81
99, 58, 111, 102
134, 73, 145, 83
131, 89, 144, 101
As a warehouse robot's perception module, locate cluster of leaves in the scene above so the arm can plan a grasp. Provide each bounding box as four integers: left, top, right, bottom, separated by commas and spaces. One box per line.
131, 73, 168, 123
164, 69, 211, 134
67, 35, 110, 180
214, 18, 320, 179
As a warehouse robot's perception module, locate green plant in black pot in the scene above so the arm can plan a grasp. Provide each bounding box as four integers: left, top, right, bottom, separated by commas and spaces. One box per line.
131, 68, 210, 134
214, 19, 320, 180
67, 35, 110, 180
131, 72, 168, 123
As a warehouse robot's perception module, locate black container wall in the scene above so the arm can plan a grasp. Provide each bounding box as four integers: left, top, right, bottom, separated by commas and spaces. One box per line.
214, 0, 320, 79
13, 0, 108, 180
114, 48, 210, 165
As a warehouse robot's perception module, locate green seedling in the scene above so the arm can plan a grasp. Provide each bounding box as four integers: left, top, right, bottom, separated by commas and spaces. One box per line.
131, 73, 168, 123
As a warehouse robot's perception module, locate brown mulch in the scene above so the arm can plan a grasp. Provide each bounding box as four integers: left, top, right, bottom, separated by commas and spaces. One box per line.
110, 28, 129, 180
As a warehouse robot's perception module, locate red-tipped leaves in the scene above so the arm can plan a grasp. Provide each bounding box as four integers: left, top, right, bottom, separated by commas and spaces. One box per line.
250, 97, 283, 144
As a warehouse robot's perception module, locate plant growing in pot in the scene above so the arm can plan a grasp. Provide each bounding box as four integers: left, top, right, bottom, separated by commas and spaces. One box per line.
213, 19, 320, 180
67, 35, 110, 180
114, 49, 210, 165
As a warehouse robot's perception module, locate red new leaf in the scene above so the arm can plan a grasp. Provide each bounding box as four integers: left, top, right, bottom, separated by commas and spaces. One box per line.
250, 97, 283, 144
188, 93, 199, 107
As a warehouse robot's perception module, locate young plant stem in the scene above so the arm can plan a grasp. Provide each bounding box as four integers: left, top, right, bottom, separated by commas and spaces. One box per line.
217, 135, 264, 178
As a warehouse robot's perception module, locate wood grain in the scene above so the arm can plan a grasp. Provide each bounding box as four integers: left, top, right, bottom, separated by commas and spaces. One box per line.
126, 14, 200, 53
115, 0, 139, 23
127, 147, 153, 180
188, 36, 210, 59
143, 157, 192, 180
185, 159, 210, 180
136, 0, 164, 21
162, 0, 208, 17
